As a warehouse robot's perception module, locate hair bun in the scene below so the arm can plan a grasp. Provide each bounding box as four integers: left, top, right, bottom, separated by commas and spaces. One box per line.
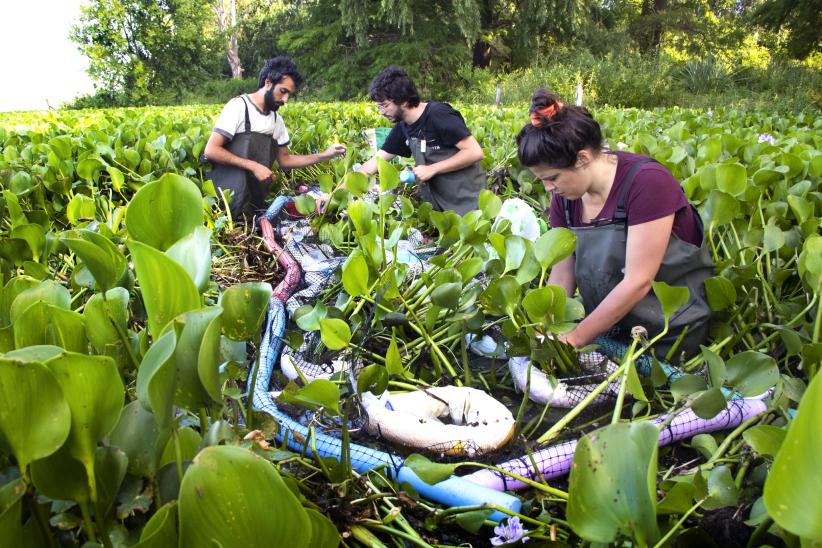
529, 88, 563, 127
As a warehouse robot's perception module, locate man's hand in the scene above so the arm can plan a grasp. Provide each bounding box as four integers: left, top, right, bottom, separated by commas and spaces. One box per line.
249, 162, 275, 183
412, 164, 438, 184
322, 144, 347, 160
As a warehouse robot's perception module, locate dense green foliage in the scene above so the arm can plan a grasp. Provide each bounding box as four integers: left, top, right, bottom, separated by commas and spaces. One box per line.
0, 103, 820, 545
66, 0, 821, 110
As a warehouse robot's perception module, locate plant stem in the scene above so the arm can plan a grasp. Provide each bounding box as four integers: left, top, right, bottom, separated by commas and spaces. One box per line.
612, 340, 637, 424
652, 497, 708, 548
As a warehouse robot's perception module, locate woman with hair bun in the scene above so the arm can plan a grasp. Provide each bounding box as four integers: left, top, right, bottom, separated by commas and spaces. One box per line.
517, 89, 713, 360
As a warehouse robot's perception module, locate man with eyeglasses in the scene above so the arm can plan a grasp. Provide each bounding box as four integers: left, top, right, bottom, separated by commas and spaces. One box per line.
203, 56, 346, 219
357, 66, 486, 216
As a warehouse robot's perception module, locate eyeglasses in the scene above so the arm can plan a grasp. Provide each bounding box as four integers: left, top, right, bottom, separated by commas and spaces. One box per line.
375, 100, 393, 112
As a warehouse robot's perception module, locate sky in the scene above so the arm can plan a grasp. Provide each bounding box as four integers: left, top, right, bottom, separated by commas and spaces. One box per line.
0, 0, 95, 112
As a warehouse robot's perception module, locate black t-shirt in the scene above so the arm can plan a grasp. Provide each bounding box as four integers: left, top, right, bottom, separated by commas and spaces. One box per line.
381, 102, 472, 157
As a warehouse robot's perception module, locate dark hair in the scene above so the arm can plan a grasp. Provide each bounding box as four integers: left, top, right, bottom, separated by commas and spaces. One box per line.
369, 66, 421, 108
516, 88, 602, 168
258, 56, 305, 90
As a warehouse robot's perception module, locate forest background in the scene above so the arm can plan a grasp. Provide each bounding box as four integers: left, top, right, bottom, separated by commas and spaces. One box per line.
69, 0, 820, 111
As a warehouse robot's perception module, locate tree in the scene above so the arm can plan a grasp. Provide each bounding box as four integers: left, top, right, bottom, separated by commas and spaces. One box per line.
72, 0, 223, 104
215, 0, 243, 79
751, 0, 821, 59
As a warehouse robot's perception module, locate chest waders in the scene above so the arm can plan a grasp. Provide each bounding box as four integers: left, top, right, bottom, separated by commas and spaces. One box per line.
208, 96, 278, 219
408, 136, 485, 216
564, 159, 714, 360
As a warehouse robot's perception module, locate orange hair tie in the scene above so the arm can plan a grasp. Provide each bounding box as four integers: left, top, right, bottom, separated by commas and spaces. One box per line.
529, 102, 564, 126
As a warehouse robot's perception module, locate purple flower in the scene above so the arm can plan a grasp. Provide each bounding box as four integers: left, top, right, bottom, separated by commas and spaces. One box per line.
706, 110, 713, 118
758, 132, 776, 144
490, 516, 530, 546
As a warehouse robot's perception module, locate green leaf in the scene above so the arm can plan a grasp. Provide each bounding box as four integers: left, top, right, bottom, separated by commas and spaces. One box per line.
658, 481, 696, 515
11, 224, 45, 262
702, 190, 740, 230
764, 371, 822, 541
159, 427, 202, 468
295, 193, 317, 216
404, 453, 459, 485
107, 166, 125, 192
317, 173, 334, 194
9, 171, 33, 195
220, 282, 272, 340
305, 508, 340, 548
704, 276, 736, 312
385, 335, 405, 377
357, 364, 388, 396
170, 307, 224, 409
724, 351, 778, 397
691, 387, 727, 419
83, 288, 130, 355
651, 281, 690, 322
342, 253, 370, 297
179, 446, 311, 548
670, 374, 708, 403
134, 502, 178, 548
347, 200, 373, 237
701, 345, 726, 388
294, 303, 328, 332
377, 157, 399, 192
67, 194, 96, 225
478, 189, 502, 219
480, 275, 521, 317
0, 357, 71, 472
454, 509, 495, 534
125, 174, 204, 251
10, 279, 70, 324
61, 230, 128, 291
128, 240, 200, 338
77, 157, 103, 182
533, 228, 576, 272
430, 282, 461, 309
0, 479, 26, 545
277, 380, 341, 415
109, 400, 169, 478
165, 226, 212, 292
567, 422, 660, 545
136, 329, 178, 428
714, 163, 747, 196
14, 301, 86, 352
30, 446, 90, 503
522, 285, 566, 324
44, 352, 124, 501
343, 172, 369, 196
319, 318, 350, 350
703, 466, 739, 510
742, 425, 785, 459
503, 235, 526, 273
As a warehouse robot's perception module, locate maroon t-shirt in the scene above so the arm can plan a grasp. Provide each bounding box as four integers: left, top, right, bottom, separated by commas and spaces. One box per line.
548, 152, 702, 246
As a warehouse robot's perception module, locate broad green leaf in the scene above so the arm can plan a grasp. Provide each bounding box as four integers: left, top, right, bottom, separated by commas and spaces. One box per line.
377, 157, 399, 192
295, 193, 317, 216
522, 285, 566, 324
10, 279, 70, 324
128, 240, 200, 338
107, 166, 125, 192
0, 276, 39, 326
30, 445, 89, 503
658, 481, 696, 515
136, 329, 178, 428
77, 157, 103, 182
165, 226, 212, 292
9, 171, 33, 195
763, 223, 785, 252
457, 257, 484, 284
220, 282, 272, 340
294, 303, 328, 332
67, 194, 96, 225
83, 288, 130, 355
701, 345, 726, 388
724, 351, 778, 397
690, 387, 727, 419
503, 235, 526, 273
134, 501, 178, 548
567, 422, 660, 545
715, 163, 747, 196
651, 281, 690, 322
319, 318, 350, 350
0, 358, 71, 472
11, 224, 45, 261
342, 253, 370, 297
703, 466, 739, 510
478, 189, 502, 219
533, 228, 576, 272
171, 307, 224, 409
179, 446, 311, 548
430, 282, 461, 309
704, 276, 736, 312
305, 508, 340, 548
404, 453, 459, 485
343, 172, 369, 196
742, 425, 785, 459
14, 301, 86, 352
61, 230, 127, 291
317, 173, 334, 194
0, 479, 26, 545
109, 400, 169, 478
357, 364, 389, 396
44, 352, 123, 501
454, 509, 495, 535
125, 174, 204, 251
702, 190, 739, 230
347, 200, 373, 237
764, 371, 822, 541
159, 427, 203, 468
670, 374, 708, 403
480, 275, 520, 317
277, 379, 341, 415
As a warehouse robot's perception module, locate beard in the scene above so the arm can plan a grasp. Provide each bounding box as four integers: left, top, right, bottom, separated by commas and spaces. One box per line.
264, 87, 283, 112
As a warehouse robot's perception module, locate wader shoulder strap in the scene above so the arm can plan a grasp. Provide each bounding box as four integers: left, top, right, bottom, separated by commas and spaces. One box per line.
613, 158, 657, 223
238, 95, 252, 133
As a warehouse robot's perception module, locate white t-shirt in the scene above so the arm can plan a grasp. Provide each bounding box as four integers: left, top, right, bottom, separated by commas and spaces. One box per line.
213, 95, 290, 146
